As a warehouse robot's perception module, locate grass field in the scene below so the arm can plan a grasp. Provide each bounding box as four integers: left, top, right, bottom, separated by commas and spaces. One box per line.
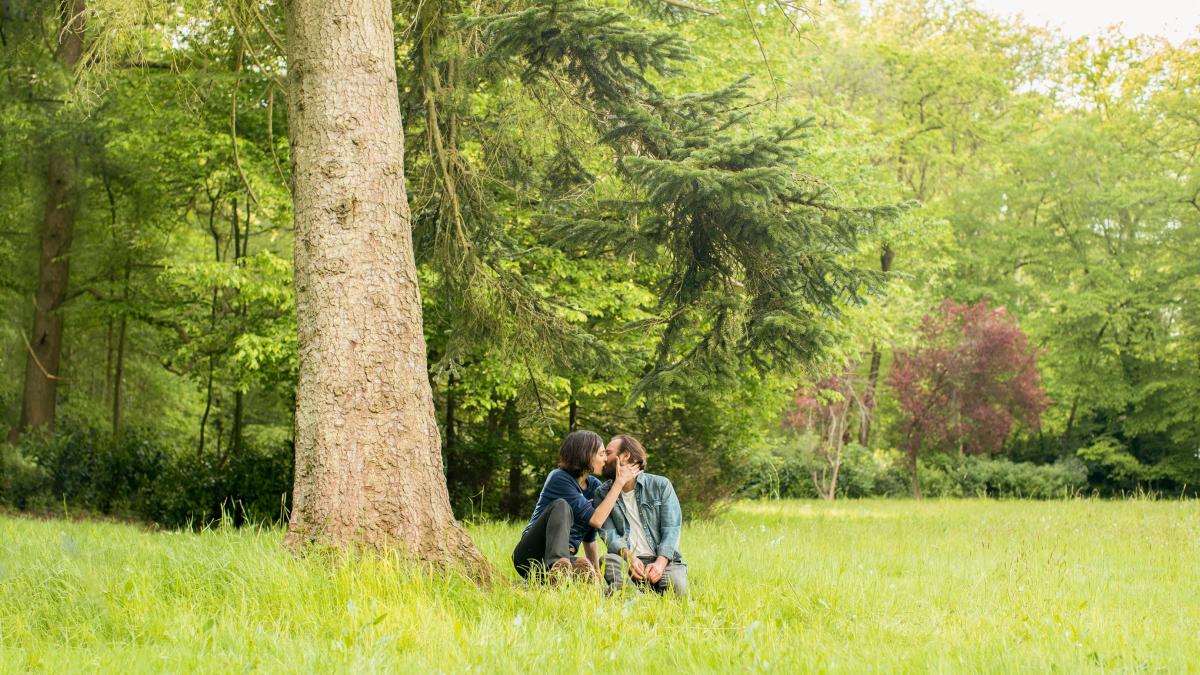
2, 499, 1197, 673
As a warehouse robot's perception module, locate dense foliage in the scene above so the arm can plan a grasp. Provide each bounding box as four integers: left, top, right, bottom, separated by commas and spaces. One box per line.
2, 0, 1197, 525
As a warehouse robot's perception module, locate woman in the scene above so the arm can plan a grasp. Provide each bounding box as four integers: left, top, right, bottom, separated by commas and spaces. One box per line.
512, 429, 640, 582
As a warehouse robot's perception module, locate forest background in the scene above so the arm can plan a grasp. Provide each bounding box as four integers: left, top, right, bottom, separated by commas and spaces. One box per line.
2, 0, 1198, 527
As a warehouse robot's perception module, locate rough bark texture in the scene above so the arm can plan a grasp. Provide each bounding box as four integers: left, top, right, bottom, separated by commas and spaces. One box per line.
282, 0, 492, 583
10, 0, 86, 443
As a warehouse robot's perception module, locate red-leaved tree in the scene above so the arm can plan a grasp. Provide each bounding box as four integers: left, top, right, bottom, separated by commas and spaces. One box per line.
888, 300, 1050, 497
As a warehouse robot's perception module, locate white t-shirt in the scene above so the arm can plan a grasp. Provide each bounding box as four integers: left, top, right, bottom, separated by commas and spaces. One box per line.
620, 489, 655, 558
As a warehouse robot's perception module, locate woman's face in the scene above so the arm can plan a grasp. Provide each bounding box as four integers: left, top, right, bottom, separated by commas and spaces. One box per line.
588, 443, 606, 475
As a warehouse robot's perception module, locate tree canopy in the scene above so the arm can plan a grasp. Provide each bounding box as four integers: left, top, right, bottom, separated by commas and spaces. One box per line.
2, 0, 1197, 525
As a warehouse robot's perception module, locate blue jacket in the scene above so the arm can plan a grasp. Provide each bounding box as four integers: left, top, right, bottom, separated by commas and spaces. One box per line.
524, 469, 601, 552
593, 473, 683, 562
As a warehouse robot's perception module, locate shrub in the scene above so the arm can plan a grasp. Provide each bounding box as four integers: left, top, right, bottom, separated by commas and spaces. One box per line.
141, 442, 292, 528
0, 443, 46, 510
737, 444, 1090, 500
916, 455, 963, 498
836, 445, 909, 498
958, 455, 1088, 498
11, 419, 170, 515
1, 421, 292, 528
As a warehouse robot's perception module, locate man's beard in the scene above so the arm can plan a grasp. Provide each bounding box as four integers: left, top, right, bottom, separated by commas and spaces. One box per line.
601, 458, 617, 481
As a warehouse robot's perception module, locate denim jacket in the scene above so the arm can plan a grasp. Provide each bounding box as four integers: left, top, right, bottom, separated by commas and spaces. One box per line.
593, 473, 683, 563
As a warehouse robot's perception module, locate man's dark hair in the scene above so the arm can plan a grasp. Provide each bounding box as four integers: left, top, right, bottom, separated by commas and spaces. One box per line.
610, 434, 647, 470
557, 430, 604, 478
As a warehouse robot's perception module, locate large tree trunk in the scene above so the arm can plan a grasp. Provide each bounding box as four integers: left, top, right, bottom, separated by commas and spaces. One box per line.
282, 0, 491, 582
9, 0, 86, 443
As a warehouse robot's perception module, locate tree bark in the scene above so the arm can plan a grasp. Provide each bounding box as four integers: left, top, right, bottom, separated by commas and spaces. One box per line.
282, 0, 491, 582
9, 0, 87, 443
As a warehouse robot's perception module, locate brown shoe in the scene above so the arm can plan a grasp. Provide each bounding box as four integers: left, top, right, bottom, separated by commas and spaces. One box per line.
571, 557, 600, 584
546, 557, 572, 586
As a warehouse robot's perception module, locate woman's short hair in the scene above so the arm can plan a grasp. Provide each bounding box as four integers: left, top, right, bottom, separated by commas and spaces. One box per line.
610, 434, 647, 470
557, 430, 604, 477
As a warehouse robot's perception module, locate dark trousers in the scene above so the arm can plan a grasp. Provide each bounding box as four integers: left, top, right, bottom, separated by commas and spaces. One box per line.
512, 498, 574, 579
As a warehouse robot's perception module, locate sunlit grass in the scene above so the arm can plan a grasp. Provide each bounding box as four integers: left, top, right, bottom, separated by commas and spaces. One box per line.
1, 499, 1197, 672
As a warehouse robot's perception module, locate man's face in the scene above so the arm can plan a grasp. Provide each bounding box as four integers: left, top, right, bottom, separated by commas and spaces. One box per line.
601, 439, 621, 480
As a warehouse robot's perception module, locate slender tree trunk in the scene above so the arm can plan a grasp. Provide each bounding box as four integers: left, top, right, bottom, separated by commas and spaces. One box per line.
10, 0, 87, 443
810, 466, 827, 500
228, 197, 244, 457
859, 244, 894, 447
198, 355, 214, 455
1060, 396, 1078, 453
908, 446, 922, 499
230, 390, 244, 457
102, 164, 118, 409
566, 378, 579, 431
282, 0, 491, 581
827, 404, 845, 500
501, 397, 524, 519
445, 371, 457, 455
111, 264, 129, 437
828, 453, 841, 499
104, 317, 113, 407
214, 415, 224, 460
197, 194, 224, 454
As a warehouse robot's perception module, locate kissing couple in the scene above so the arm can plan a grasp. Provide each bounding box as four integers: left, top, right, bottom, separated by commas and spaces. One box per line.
511, 430, 687, 597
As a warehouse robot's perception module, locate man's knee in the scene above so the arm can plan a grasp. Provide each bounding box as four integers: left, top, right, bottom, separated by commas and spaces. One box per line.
661, 564, 688, 597
549, 498, 570, 513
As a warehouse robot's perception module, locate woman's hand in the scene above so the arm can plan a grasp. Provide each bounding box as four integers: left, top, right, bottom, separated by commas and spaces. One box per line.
614, 457, 641, 488
587, 458, 642, 529
626, 553, 648, 580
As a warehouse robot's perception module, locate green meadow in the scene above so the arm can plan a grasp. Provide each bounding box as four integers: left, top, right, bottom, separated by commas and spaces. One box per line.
2, 499, 1197, 673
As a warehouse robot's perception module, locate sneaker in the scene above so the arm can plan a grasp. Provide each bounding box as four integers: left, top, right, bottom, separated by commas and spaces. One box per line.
571, 557, 600, 584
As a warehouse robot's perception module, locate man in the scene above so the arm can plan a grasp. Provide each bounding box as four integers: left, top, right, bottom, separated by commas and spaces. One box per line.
595, 434, 688, 597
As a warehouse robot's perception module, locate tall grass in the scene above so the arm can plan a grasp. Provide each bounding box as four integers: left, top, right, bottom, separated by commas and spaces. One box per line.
2, 499, 1197, 672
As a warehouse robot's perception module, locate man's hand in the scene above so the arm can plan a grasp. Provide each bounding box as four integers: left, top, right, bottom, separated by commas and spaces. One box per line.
645, 556, 669, 584
622, 550, 648, 580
